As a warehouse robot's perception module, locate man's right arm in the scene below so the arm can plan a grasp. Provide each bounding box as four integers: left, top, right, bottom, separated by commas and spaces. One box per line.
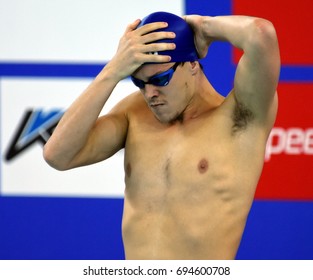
43, 67, 126, 170
43, 19, 176, 170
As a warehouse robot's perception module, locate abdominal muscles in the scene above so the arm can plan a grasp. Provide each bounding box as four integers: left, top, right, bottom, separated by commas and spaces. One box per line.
122, 157, 252, 260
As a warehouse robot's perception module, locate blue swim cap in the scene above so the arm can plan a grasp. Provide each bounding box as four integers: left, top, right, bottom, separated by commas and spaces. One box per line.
137, 11, 199, 63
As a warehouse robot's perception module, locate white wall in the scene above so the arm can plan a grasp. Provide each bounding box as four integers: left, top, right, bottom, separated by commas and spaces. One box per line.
0, 0, 183, 62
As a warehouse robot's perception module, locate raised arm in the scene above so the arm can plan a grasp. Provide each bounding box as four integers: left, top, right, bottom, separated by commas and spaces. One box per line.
185, 15, 280, 127
43, 19, 176, 170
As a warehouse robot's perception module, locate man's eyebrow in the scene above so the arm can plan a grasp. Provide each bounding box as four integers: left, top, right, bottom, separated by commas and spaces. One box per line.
147, 65, 174, 79
133, 63, 174, 80
134, 68, 166, 81
148, 69, 166, 78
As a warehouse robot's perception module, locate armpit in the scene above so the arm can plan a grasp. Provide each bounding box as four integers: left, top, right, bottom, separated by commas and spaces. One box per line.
232, 98, 254, 133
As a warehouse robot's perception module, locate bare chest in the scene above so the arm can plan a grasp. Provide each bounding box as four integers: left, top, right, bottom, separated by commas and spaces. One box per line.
124, 117, 235, 198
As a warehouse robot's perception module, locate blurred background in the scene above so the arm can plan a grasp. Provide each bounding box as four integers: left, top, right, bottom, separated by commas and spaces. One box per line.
0, 0, 312, 259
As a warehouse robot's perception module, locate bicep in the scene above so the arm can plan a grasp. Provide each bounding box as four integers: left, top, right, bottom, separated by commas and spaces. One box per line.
233, 20, 280, 125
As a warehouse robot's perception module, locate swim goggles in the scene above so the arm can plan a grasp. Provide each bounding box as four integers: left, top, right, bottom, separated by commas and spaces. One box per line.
131, 62, 180, 89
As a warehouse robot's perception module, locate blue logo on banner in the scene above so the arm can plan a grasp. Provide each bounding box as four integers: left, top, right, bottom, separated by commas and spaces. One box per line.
5, 109, 64, 161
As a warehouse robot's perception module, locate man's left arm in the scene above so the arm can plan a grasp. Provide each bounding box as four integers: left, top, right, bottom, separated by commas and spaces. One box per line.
186, 15, 280, 127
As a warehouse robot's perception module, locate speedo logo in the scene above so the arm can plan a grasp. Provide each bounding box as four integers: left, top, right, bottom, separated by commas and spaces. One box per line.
4, 109, 63, 161
265, 127, 313, 161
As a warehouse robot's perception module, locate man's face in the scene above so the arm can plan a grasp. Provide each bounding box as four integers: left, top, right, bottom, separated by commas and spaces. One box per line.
132, 62, 192, 124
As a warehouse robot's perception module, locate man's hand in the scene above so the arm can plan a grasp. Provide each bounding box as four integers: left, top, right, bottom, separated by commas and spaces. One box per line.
183, 15, 213, 59
107, 19, 176, 80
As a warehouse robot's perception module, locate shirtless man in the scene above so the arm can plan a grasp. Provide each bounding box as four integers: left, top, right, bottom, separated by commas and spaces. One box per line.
43, 12, 280, 259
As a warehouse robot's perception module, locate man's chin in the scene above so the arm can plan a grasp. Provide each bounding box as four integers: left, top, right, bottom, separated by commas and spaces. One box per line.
154, 112, 184, 124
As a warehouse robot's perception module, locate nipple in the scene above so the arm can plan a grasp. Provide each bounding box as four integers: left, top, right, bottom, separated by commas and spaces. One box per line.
198, 158, 208, 174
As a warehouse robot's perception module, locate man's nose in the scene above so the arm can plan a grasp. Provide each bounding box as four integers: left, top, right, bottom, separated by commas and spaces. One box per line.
143, 84, 160, 99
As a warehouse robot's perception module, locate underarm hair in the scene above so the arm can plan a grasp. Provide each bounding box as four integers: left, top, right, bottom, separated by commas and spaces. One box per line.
232, 96, 254, 133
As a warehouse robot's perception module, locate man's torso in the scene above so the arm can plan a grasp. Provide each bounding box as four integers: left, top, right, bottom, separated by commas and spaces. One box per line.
121, 91, 269, 259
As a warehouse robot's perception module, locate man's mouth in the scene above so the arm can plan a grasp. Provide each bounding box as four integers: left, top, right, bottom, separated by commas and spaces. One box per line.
150, 103, 164, 107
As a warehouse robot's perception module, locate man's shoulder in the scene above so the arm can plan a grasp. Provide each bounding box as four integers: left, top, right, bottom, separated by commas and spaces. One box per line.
111, 91, 145, 114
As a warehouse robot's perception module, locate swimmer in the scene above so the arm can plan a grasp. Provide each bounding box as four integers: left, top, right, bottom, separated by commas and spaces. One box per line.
43, 11, 280, 259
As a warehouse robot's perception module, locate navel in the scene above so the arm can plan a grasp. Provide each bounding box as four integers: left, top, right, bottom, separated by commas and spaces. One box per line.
126, 162, 132, 178
198, 158, 209, 174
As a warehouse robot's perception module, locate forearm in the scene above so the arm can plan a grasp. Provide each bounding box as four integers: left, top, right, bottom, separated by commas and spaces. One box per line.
43, 64, 120, 170
197, 15, 278, 56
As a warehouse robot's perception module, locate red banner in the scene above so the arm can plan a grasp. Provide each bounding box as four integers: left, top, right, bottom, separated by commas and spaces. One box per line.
256, 83, 313, 199
233, 0, 313, 65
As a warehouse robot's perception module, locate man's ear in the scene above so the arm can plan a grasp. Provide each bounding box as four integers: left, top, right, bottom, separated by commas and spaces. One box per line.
190, 61, 199, 75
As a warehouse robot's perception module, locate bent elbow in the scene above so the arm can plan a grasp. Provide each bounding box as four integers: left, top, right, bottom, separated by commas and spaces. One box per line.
245, 18, 280, 67
42, 144, 69, 171
250, 18, 278, 47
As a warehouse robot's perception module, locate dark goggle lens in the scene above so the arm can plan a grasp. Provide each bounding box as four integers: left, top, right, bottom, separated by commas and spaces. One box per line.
131, 63, 178, 89
131, 76, 145, 88
149, 73, 171, 87
131, 73, 171, 89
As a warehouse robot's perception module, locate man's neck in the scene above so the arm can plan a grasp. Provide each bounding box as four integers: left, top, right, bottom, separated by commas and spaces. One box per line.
181, 75, 224, 122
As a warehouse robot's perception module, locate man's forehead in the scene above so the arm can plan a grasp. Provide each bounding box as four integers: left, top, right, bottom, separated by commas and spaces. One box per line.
133, 63, 173, 78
